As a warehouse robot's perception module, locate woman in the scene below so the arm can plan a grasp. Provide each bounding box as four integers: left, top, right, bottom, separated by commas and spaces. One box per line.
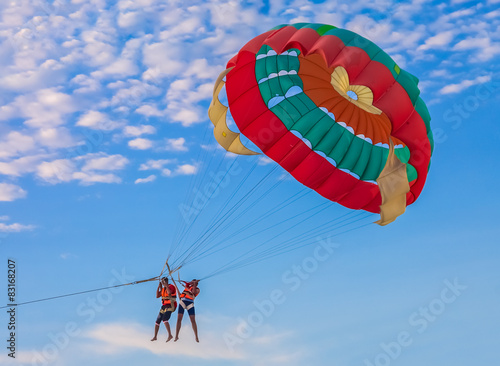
174, 279, 200, 342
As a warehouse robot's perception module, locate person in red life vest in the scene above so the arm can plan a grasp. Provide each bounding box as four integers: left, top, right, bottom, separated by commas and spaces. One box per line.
151, 277, 177, 342
174, 279, 200, 342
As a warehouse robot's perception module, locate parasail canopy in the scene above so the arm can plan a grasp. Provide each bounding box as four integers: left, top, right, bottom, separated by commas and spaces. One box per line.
209, 23, 433, 225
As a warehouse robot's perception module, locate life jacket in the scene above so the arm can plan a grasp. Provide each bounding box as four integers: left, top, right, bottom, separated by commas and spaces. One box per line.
179, 285, 198, 301
161, 285, 177, 306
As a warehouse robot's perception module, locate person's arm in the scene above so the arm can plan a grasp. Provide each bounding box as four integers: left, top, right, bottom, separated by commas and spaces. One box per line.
156, 282, 162, 298
192, 281, 200, 296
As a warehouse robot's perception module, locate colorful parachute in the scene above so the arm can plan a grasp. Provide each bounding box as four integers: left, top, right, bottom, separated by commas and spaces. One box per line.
209, 23, 433, 225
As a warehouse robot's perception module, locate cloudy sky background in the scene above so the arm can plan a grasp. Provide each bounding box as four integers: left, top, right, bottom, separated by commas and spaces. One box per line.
1, 0, 499, 365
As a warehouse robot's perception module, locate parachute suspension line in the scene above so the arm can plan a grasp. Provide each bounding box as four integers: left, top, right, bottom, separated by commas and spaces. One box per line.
176, 164, 279, 267
169, 158, 261, 269
170, 122, 213, 256
245, 212, 375, 262
188, 182, 307, 263
172, 163, 279, 269
201, 213, 375, 280
190, 198, 331, 268
169, 148, 231, 259
240, 212, 370, 266
169, 152, 242, 262
0, 276, 160, 310
240, 215, 375, 269
199, 201, 336, 279
158, 257, 171, 279
200, 211, 370, 279
261, 211, 365, 256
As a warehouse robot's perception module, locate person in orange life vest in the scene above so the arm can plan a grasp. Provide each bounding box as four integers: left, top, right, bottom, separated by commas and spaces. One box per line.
174, 279, 200, 342
151, 277, 177, 342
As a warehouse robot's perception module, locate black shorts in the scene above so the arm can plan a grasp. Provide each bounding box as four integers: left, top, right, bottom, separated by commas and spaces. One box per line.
156, 303, 176, 324
178, 300, 195, 316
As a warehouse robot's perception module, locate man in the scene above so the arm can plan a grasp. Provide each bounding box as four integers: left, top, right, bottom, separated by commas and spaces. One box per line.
174, 279, 200, 342
151, 277, 177, 342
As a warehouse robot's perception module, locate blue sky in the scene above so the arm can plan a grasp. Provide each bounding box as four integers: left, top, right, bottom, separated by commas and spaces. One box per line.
1, 0, 499, 365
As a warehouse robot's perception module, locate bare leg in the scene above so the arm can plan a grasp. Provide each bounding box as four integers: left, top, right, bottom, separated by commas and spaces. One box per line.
164, 321, 173, 342
151, 323, 159, 341
189, 314, 199, 342
174, 313, 183, 341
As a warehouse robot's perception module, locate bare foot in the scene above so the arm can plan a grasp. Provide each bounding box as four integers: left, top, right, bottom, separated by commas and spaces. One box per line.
174, 337, 179, 342
195, 337, 199, 343
166, 335, 173, 343
151, 337, 157, 341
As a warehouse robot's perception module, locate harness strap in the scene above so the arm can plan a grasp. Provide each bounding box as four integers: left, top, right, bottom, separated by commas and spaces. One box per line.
179, 300, 194, 311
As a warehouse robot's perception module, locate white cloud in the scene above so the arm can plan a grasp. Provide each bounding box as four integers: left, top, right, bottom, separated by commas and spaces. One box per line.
0, 131, 36, 159
173, 164, 197, 176
0, 222, 36, 232
417, 31, 454, 51
448, 7, 476, 19
128, 138, 153, 150
453, 37, 500, 62
83, 322, 242, 359
158, 16, 204, 41
80, 30, 117, 67
0, 88, 76, 128
139, 159, 176, 170
36, 154, 125, 185
0, 65, 65, 92
36, 127, 79, 149
104, 79, 163, 109
77, 111, 124, 131
81, 154, 129, 171
165, 78, 213, 126
138, 159, 196, 177
134, 175, 156, 184
76, 316, 307, 366
143, 42, 185, 77
183, 58, 222, 80
71, 74, 102, 93
123, 125, 157, 137
72, 171, 122, 185
92, 58, 140, 79
258, 156, 274, 166
134, 104, 164, 117
161, 168, 172, 176
164, 137, 188, 152
0, 216, 9, 221
0, 155, 50, 177
117, 11, 143, 28
169, 108, 202, 126
37, 159, 77, 184
485, 10, 500, 19
0, 183, 27, 201
439, 75, 492, 94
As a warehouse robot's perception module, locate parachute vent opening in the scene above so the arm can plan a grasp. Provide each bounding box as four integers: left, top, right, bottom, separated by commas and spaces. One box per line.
346, 90, 358, 100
